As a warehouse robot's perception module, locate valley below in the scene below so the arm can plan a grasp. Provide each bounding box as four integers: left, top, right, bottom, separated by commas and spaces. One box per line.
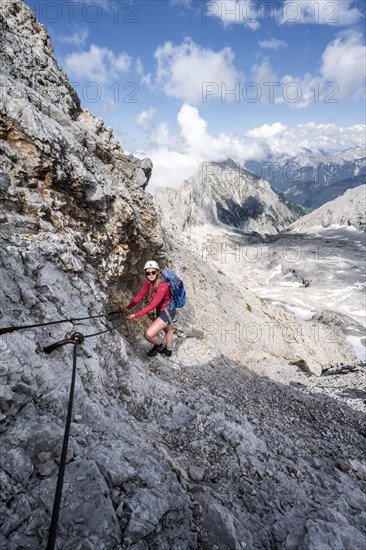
180, 223, 366, 413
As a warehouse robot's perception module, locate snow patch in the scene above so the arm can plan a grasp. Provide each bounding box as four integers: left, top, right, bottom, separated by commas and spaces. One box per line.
264, 263, 282, 283
346, 335, 366, 361
271, 301, 314, 321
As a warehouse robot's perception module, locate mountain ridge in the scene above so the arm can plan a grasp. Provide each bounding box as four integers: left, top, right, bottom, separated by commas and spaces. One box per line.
286, 184, 366, 234
154, 159, 303, 236
246, 147, 366, 207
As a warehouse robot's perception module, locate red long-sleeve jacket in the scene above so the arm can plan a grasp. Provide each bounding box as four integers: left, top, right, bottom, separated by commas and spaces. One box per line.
126, 280, 172, 318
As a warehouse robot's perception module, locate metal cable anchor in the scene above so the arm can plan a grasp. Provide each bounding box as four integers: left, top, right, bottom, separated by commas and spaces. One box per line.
43, 332, 85, 354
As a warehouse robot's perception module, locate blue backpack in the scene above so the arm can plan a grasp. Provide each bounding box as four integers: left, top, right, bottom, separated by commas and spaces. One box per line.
161, 268, 186, 308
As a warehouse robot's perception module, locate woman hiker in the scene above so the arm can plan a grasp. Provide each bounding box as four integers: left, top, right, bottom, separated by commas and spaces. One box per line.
122, 261, 175, 357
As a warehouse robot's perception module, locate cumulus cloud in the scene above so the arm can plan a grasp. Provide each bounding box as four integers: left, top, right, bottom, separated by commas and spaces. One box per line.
135, 108, 156, 131
246, 122, 287, 139
258, 39, 288, 50
150, 123, 172, 149
320, 30, 366, 100
144, 149, 200, 192
204, 0, 362, 28
147, 38, 242, 103
146, 31, 364, 108
251, 58, 278, 87
175, 103, 265, 162
142, 103, 266, 191
249, 31, 365, 108
277, 0, 363, 27
65, 45, 132, 84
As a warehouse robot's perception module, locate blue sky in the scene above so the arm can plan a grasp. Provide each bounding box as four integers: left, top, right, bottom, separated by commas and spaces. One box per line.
24, 0, 366, 189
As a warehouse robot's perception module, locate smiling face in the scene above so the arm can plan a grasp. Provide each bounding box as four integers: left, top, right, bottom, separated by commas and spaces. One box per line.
145, 269, 158, 282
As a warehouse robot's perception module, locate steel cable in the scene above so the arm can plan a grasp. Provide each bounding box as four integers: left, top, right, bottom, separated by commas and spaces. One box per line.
46, 339, 80, 550
0, 310, 122, 335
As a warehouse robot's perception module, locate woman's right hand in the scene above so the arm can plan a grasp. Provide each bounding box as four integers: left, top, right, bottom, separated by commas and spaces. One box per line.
127, 313, 136, 320
121, 307, 129, 314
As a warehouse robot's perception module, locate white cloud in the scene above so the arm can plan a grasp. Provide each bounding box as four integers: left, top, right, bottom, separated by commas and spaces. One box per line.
249, 31, 365, 108
142, 103, 265, 191
65, 45, 132, 84
169, 0, 192, 6
176, 104, 264, 161
251, 58, 278, 86
55, 24, 89, 47
258, 39, 288, 50
141, 71, 153, 89
277, 0, 363, 26
136, 58, 144, 76
150, 122, 172, 148
204, 0, 363, 28
135, 108, 156, 131
146, 31, 364, 108
144, 149, 200, 192
246, 122, 287, 139
320, 30, 366, 100
245, 122, 366, 156
148, 38, 242, 103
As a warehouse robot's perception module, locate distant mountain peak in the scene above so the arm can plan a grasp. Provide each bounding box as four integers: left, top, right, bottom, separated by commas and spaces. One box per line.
246, 147, 366, 208
154, 159, 302, 236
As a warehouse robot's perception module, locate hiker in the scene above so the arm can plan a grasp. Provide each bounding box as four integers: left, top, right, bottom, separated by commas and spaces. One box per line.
122, 261, 175, 357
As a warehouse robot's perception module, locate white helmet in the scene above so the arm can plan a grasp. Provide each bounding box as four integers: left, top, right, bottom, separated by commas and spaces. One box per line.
144, 260, 160, 271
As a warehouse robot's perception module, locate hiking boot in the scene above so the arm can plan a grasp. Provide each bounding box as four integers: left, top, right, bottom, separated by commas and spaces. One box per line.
159, 347, 172, 357
147, 343, 164, 357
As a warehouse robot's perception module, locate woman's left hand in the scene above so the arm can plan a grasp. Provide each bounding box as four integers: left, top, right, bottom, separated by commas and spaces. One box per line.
127, 314, 136, 320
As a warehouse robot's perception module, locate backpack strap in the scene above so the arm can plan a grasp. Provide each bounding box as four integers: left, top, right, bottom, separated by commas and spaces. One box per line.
158, 277, 173, 306
151, 279, 173, 309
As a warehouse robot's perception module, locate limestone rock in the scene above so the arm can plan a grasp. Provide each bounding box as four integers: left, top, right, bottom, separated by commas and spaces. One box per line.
154, 159, 303, 236
287, 185, 366, 233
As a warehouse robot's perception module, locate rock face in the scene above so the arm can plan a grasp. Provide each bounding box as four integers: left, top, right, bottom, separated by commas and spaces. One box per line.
0, 0, 162, 289
1, 2, 366, 550
154, 160, 303, 236
287, 185, 366, 233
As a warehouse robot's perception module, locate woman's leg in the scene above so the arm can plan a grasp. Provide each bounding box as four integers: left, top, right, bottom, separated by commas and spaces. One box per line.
144, 317, 168, 345
163, 323, 174, 348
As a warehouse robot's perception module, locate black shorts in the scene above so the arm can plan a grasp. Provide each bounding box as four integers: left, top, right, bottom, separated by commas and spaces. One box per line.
158, 308, 176, 325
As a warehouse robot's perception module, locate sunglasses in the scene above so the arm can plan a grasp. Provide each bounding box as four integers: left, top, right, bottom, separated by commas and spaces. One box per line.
145, 270, 158, 276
